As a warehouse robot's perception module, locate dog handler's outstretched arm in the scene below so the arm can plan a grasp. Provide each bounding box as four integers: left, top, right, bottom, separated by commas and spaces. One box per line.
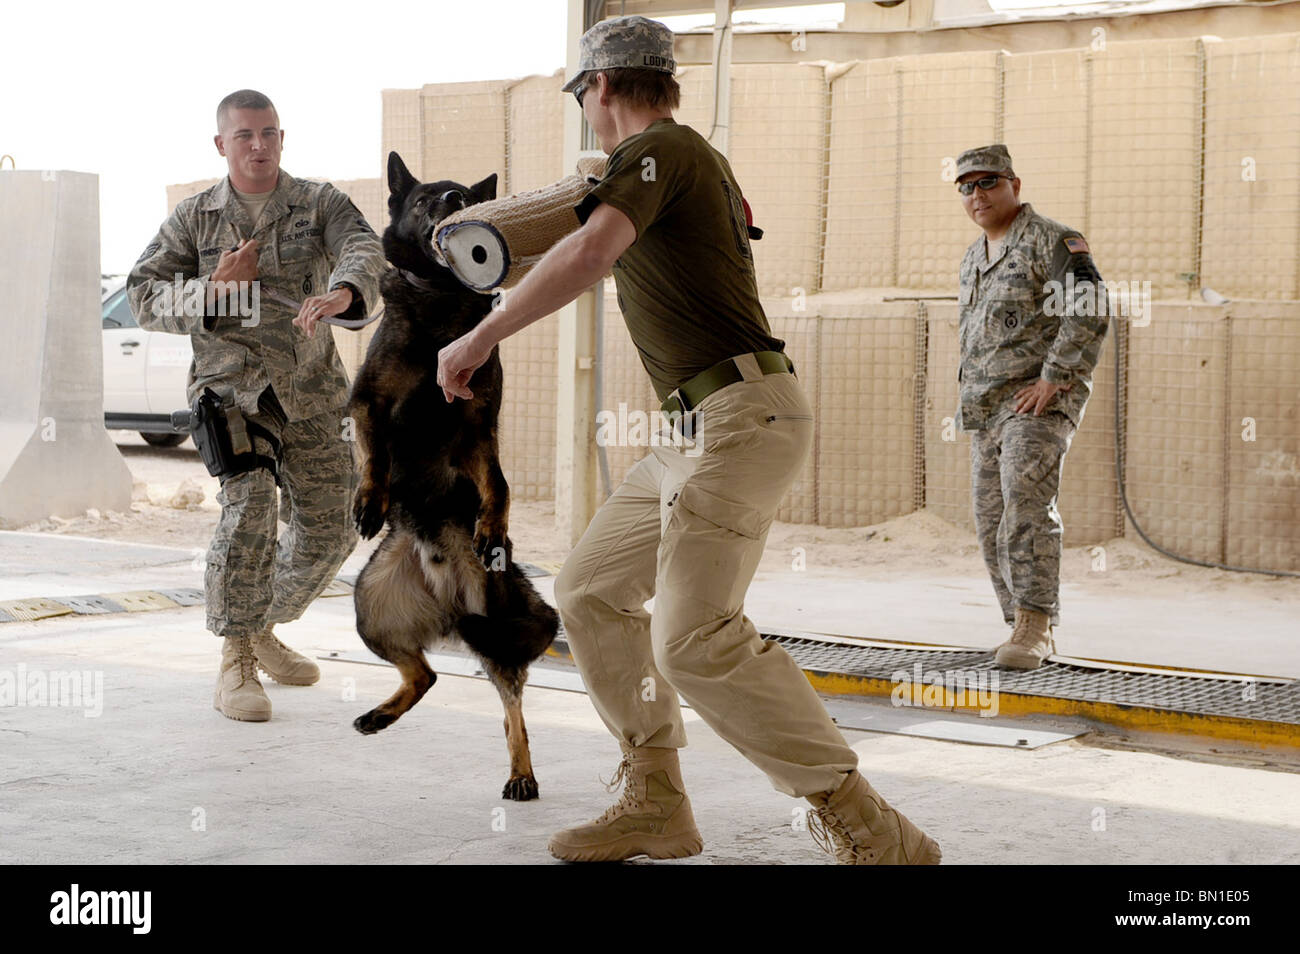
436, 201, 635, 401
294, 186, 388, 338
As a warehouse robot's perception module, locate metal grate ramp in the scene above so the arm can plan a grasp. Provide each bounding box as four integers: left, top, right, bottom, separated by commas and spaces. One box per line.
767, 634, 1299, 726
550, 624, 1299, 747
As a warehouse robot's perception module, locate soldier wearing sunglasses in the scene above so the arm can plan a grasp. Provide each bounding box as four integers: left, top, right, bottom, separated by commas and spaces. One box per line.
954, 144, 1110, 671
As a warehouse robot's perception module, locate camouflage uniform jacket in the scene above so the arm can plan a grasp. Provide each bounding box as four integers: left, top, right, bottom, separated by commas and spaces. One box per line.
957, 202, 1109, 430
127, 171, 387, 422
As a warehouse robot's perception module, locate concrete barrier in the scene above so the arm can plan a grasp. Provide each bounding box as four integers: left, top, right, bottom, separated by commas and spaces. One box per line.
0, 170, 132, 527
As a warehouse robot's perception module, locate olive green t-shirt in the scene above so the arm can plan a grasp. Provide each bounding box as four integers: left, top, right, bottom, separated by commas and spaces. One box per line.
575, 117, 784, 401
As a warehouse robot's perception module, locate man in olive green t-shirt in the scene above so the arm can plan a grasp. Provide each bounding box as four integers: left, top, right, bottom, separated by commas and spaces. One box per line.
436, 14, 940, 866
571, 115, 784, 400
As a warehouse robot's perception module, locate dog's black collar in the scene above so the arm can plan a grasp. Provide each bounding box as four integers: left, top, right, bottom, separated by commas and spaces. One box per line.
398, 268, 442, 292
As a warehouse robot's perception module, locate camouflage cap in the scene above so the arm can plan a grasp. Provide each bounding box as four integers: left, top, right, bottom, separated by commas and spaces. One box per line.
561, 15, 677, 92
956, 144, 1015, 180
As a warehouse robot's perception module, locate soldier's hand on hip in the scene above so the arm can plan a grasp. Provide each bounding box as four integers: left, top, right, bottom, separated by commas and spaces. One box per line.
212, 239, 259, 285
294, 286, 353, 338
1014, 378, 1070, 416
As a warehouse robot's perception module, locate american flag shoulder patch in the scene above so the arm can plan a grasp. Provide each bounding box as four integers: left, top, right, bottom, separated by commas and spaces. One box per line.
1064, 236, 1090, 254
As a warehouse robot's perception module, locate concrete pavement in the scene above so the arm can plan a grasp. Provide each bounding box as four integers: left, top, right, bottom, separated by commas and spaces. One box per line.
2, 534, 1298, 864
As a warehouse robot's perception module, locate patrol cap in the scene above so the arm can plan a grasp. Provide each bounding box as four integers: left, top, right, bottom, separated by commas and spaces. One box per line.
561, 15, 677, 92
956, 144, 1015, 180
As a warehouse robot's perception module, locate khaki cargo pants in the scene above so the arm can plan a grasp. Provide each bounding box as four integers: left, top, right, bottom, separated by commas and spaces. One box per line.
554, 355, 859, 797
206, 386, 359, 638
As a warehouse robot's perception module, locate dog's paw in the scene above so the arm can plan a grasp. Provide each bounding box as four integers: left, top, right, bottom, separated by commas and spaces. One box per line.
353, 709, 394, 735
502, 774, 540, 801
353, 485, 389, 539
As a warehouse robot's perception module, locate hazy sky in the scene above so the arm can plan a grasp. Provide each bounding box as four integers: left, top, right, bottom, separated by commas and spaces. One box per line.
3, 0, 574, 274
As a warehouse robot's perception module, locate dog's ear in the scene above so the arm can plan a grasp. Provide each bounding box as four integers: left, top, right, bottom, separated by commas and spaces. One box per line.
388, 152, 418, 198
469, 172, 498, 203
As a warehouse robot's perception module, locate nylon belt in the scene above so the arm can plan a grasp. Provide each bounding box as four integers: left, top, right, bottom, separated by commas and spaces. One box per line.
660, 350, 795, 417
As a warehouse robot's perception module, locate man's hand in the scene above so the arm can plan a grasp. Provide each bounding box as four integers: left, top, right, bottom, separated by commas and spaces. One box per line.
437, 326, 494, 402
207, 239, 259, 312
1014, 378, 1071, 416
211, 239, 259, 285
294, 287, 353, 338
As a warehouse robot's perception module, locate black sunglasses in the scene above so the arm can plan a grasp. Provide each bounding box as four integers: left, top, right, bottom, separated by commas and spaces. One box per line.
957, 174, 1012, 195
573, 82, 588, 107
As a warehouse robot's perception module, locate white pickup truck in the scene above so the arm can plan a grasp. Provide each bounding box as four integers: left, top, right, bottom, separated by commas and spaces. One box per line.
101, 278, 192, 447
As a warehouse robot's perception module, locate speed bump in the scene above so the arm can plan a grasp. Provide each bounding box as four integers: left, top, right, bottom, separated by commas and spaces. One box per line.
99, 591, 182, 612
52, 594, 124, 615
0, 597, 76, 622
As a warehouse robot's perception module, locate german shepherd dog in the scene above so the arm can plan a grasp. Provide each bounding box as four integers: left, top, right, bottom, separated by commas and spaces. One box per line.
347, 151, 559, 801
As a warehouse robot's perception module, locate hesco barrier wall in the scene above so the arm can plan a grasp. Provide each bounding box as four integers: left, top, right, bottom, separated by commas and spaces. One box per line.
600, 293, 1300, 570
161, 32, 1300, 571
602, 35, 1296, 571
598, 295, 1300, 573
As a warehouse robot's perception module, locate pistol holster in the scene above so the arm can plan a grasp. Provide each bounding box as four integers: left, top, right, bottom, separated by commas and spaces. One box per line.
187, 387, 281, 485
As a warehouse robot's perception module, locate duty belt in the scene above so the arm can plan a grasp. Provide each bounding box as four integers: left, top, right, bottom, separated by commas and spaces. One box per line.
660, 350, 795, 418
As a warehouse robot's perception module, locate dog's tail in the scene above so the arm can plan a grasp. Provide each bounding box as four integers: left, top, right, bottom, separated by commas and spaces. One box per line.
456, 600, 559, 669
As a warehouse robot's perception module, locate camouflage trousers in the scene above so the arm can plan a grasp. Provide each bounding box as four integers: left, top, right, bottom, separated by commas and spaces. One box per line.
206, 386, 359, 638
969, 408, 1076, 627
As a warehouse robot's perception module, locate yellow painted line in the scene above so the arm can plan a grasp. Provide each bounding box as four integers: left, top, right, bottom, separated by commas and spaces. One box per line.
100, 591, 181, 612
799, 670, 1300, 750
0, 597, 75, 621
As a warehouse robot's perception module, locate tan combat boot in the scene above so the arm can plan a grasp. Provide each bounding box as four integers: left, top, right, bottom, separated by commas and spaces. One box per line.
806, 769, 942, 865
548, 746, 704, 863
251, 628, 320, 686
213, 634, 272, 722
994, 607, 1055, 670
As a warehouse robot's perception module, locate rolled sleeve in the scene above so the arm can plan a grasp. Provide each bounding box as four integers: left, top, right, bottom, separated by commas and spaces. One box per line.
574, 135, 690, 241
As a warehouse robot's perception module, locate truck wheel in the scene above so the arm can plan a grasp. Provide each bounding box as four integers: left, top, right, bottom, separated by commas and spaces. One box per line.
141, 432, 187, 448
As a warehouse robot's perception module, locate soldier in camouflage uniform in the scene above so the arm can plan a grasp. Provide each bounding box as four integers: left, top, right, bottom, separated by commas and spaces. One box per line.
955, 144, 1110, 669
127, 90, 387, 721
